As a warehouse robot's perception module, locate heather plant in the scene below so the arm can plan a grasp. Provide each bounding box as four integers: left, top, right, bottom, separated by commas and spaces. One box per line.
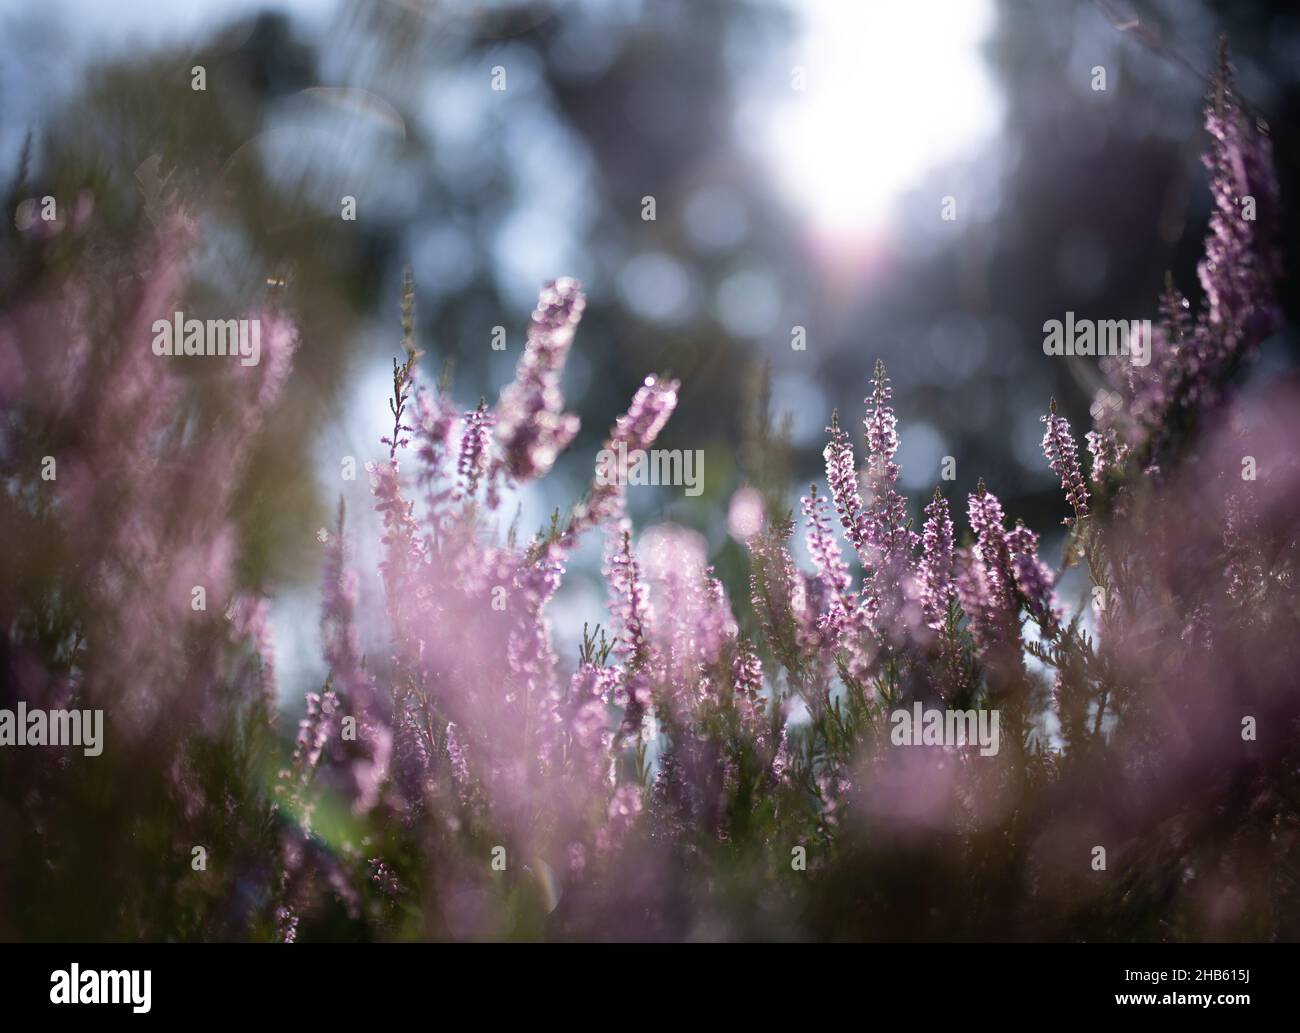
1, 47, 1296, 941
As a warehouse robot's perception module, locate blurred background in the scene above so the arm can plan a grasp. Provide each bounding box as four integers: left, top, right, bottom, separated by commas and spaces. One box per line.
4, 0, 1298, 702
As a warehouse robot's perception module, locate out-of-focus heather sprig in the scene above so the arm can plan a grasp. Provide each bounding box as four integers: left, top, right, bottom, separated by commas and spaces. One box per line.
1094, 42, 1282, 477
563, 373, 679, 542
492, 276, 584, 486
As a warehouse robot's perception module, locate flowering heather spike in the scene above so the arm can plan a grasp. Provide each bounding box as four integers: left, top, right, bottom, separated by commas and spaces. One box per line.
606, 526, 653, 673
412, 380, 457, 494
747, 518, 821, 676
1094, 43, 1282, 467
1006, 521, 1060, 635
802, 483, 852, 616
968, 482, 1009, 591
642, 526, 736, 697
493, 278, 585, 484
918, 488, 955, 630
606, 527, 653, 748
504, 545, 565, 766
822, 409, 867, 554
1041, 398, 1089, 523
1085, 427, 1129, 485
957, 482, 1019, 654
455, 399, 494, 501
369, 455, 422, 627
864, 358, 899, 463
855, 361, 917, 636
861, 362, 912, 553
565, 374, 679, 541
731, 638, 766, 738
1199, 41, 1282, 350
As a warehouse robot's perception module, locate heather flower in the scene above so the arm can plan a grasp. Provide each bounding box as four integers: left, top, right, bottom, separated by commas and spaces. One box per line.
606, 526, 653, 746
859, 361, 919, 635
641, 525, 736, 695
918, 488, 955, 631
503, 544, 565, 763
1093, 44, 1281, 470
1084, 427, 1129, 485
822, 410, 867, 554
492, 277, 584, 484
596, 783, 643, 856
864, 359, 900, 466
967, 480, 1013, 603
747, 518, 818, 675
606, 525, 653, 672
731, 638, 766, 739
1005, 521, 1060, 636
412, 380, 458, 501
455, 399, 494, 501
564, 662, 616, 785
801, 483, 854, 635
1041, 399, 1089, 523
369, 455, 423, 627
956, 481, 1020, 657
1199, 43, 1282, 352
564, 374, 679, 541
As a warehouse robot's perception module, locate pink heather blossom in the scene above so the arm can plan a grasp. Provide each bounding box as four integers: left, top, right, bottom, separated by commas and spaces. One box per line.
918, 489, 955, 631
564, 662, 616, 785
493, 277, 584, 484
564, 374, 679, 541
1199, 46, 1283, 351
596, 783, 643, 856
864, 358, 900, 467
822, 409, 867, 555
641, 524, 736, 695
1005, 521, 1060, 635
1085, 427, 1129, 484
731, 638, 766, 738
606, 525, 654, 673
802, 483, 854, 634
1041, 399, 1089, 522
412, 379, 458, 502
955, 481, 1020, 657
455, 400, 494, 501
1093, 45, 1281, 468
605, 525, 654, 747
859, 362, 919, 638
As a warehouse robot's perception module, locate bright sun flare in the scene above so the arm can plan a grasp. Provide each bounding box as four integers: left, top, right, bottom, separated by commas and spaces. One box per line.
767, 0, 1001, 240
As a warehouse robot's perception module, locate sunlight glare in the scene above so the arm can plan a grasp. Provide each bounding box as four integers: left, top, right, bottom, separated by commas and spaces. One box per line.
767, 0, 1000, 241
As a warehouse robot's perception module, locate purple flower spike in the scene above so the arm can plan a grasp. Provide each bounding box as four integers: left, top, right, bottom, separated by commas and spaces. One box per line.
1041, 398, 1089, 523
918, 488, 955, 631
494, 278, 585, 484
